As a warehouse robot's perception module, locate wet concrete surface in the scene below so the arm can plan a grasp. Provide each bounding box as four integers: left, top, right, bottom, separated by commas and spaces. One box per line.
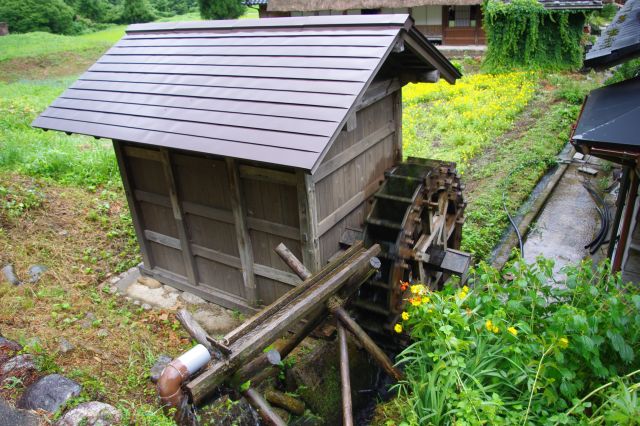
523, 163, 600, 274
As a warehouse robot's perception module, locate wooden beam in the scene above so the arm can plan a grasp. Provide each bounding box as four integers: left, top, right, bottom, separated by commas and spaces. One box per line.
242, 388, 287, 426
135, 191, 299, 241
275, 243, 312, 280
113, 141, 154, 268
253, 264, 302, 287
226, 158, 258, 307
313, 123, 395, 183
160, 148, 199, 286
393, 89, 403, 162
144, 229, 181, 250
176, 309, 214, 354
297, 171, 322, 272
338, 322, 353, 426
239, 164, 297, 186
140, 265, 257, 314
123, 145, 162, 161
355, 78, 401, 111
186, 244, 381, 404
317, 175, 384, 237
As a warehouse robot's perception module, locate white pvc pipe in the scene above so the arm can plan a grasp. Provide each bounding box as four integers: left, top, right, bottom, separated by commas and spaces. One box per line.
177, 344, 211, 376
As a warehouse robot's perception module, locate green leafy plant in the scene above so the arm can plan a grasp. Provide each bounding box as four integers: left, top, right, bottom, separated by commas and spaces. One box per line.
483, 0, 585, 72
198, 0, 245, 20
394, 258, 640, 424
0, 0, 75, 34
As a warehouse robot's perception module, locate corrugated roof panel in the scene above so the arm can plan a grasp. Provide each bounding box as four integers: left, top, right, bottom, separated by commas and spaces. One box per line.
33, 14, 461, 170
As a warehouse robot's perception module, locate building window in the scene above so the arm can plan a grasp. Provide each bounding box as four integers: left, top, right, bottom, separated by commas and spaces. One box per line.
447, 6, 477, 27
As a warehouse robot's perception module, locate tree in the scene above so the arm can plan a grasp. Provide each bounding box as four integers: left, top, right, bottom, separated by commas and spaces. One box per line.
0, 0, 75, 34
198, 0, 245, 20
77, 0, 110, 22
121, 0, 156, 23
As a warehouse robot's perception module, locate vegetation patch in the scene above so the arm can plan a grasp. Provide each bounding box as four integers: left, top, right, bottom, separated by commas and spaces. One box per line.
483, 0, 585, 72
402, 72, 536, 172
391, 258, 640, 424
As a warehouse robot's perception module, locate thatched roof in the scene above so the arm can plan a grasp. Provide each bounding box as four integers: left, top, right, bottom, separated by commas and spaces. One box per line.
268, 0, 481, 12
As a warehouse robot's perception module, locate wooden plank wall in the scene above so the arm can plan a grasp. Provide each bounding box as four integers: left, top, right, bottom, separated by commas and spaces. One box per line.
312, 85, 402, 264
113, 143, 303, 312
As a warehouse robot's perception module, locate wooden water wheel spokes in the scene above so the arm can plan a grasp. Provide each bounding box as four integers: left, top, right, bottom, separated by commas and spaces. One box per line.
355, 157, 467, 337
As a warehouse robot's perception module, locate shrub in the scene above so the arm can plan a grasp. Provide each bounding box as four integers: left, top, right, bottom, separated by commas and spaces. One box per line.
483, 0, 585, 72
76, 0, 111, 22
606, 59, 640, 85
0, 0, 75, 35
394, 258, 640, 424
198, 0, 245, 20
120, 0, 156, 24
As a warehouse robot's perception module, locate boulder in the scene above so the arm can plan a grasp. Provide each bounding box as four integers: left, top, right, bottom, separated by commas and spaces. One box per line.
192, 307, 239, 336
0, 398, 41, 426
0, 337, 22, 364
1, 354, 36, 376
1, 264, 20, 285
56, 401, 121, 426
137, 276, 162, 289
59, 338, 75, 354
27, 265, 48, 283
125, 283, 179, 309
17, 374, 82, 413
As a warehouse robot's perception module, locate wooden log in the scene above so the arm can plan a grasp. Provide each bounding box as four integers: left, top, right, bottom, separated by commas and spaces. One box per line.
187, 244, 380, 404
275, 243, 312, 280
330, 305, 404, 382
175, 309, 213, 354
338, 322, 353, 426
265, 389, 305, 416
224, 241, 364, 345
243, 388, 287, 426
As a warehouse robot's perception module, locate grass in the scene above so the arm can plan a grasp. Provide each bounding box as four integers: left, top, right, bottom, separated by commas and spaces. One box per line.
0, 27, 125, 62
0, 79, 119, 189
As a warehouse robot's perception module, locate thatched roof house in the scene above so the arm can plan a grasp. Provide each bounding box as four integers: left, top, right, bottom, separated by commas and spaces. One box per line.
250, 0, 601, 45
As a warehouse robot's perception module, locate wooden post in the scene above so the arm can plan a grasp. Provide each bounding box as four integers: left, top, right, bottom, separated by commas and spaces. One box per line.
329, 303, 404, 382
297, 170, 322, 272
275, 243, 312, 280
242, 388, 287, 426
112, 141, 154, 269
159, 148, 199, 286
226, 158, 258, 307
338, 322, 353, 426
176, 309, 213, 354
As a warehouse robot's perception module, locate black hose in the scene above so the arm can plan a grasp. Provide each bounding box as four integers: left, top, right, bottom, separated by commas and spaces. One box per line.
582, 181, 610, 254
502, 159, 552, 258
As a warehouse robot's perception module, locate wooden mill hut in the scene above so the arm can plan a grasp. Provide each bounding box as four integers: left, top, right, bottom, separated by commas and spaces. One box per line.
32, 15, 460, 312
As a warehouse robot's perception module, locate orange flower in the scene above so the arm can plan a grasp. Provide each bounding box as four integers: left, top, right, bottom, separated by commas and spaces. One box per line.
400, 281, 409, 291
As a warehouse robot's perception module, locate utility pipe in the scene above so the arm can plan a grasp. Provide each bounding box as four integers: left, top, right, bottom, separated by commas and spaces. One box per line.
157, 344, 211, 408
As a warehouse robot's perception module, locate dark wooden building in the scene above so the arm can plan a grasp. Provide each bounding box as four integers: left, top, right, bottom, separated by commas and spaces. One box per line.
33, 15, 460, 312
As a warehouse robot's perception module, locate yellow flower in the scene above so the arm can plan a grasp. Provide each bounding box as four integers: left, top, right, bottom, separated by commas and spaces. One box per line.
410, 284, 426, 295
410, 298, 421, 306
492, 326, 500, 334
485, 320, 493, 332
394, 323, 403, 333
462, 285, 469, 293
558, 337, 569, 349
401, 311, 410, 321
421, 296, 430, 304
507, 326, 518, 336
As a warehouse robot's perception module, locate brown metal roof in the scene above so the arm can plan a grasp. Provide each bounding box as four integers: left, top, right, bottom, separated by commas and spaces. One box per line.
33, 14, 460, 171
268, 0, 480, 11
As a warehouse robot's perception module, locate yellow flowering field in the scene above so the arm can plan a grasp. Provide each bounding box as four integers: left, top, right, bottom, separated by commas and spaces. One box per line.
402, 72, 536, 171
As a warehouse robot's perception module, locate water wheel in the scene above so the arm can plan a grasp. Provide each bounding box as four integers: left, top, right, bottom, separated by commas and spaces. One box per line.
353, 157, 467, 337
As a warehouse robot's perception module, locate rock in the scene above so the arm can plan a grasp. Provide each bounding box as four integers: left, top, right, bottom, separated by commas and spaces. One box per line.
0, 398, 41, 426
137, 276, 162, 289
179, 292, 206, 305
150, 355, 172, 383
79, 312, 96, 329
192, 308, 239, 335
199, 395, 259, 426
125, 283, 179, 309
17, 374, 82, 413
0, 336, 22, 364
163, 285, 179, 294
58, 230, 69, 237
59, 338, 75, 354
109, 286, 118, 294
97, 329, 109, 338
27, 265, 48, 283
1, 264, 21, 285
1, 354, 36, 376
141, 303, 152, 311
56, 401, 121, 426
